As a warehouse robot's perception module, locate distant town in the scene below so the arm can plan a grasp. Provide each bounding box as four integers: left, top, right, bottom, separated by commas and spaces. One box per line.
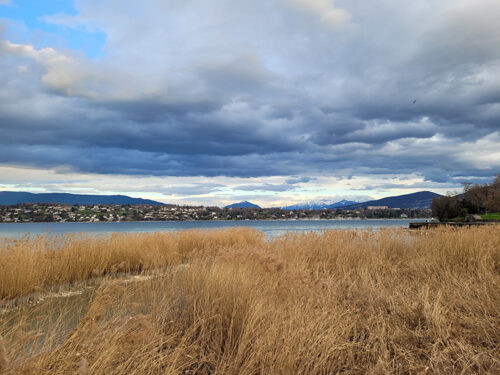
0, 203, 431, 223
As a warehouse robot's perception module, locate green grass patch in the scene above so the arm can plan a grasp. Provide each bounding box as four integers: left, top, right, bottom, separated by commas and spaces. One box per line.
481, 213, 500, 220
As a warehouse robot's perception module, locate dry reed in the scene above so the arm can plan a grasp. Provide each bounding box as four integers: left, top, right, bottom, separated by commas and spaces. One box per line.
0, 226, 499, 374
0, 335, 7, 373
0, 228, 264, 299
78, 358, 89, 375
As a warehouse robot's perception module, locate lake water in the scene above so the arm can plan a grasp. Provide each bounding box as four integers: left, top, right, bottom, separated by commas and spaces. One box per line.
0, 219, 425, 239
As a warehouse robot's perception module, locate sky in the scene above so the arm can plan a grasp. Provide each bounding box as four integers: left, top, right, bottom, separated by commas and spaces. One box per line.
0, 0, 499, 207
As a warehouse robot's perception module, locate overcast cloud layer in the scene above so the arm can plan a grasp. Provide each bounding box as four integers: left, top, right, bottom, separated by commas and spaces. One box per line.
0, 0, 499, 204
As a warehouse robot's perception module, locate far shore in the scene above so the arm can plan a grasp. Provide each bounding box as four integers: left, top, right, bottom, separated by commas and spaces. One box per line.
0, 217, 430, 224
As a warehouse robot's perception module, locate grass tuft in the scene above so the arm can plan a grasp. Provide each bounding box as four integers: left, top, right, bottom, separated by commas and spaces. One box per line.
78, 358, 89, 375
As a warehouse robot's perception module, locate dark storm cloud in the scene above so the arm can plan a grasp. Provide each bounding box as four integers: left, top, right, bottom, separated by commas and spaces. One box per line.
285, 176, 315, 184
0, 0, 499, 183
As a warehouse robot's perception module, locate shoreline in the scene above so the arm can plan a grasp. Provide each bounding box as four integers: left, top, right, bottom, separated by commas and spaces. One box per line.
0, 218, 430, 225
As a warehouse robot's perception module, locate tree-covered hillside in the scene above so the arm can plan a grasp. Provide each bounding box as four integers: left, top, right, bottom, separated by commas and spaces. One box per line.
431, 175, 500, 221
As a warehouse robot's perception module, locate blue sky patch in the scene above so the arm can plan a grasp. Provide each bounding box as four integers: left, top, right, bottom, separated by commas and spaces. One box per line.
0, 0, 105, 57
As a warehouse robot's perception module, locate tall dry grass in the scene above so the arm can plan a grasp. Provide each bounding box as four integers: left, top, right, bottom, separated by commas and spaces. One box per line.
0, 228, 264, 299
0, 226, 499, 374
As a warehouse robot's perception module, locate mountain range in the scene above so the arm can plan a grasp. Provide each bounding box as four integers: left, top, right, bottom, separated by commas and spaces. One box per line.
282, 199, 359, 210
0, 191, 164, 206
0, 191, 442, 209
340, 191, 442, 210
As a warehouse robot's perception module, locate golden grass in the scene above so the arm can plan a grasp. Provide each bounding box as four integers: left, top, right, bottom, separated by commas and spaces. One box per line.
0, 335, 7, 372
0, 228, 264, 300
0, 226, 499, 374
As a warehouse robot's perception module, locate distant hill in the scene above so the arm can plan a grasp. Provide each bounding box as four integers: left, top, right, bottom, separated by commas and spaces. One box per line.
283, 199, 360, 210
326, 200, 360, 209
0, 191, 164, 206
341, 191, 442, 210
225, 201, 260, 209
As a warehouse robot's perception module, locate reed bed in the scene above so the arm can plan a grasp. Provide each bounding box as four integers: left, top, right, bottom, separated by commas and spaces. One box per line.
0, 228, 264, 300
0, 226, 499, 374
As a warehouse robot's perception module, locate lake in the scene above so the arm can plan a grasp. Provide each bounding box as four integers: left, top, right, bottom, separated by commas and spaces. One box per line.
0, 219, 426, 239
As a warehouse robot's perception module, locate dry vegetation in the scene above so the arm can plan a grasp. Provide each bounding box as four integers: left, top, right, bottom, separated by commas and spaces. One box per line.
0, 226, 499, 374
0, 229, 263, 300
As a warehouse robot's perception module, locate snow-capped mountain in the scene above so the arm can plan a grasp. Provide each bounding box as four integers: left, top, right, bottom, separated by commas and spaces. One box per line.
282, 199, 360, 210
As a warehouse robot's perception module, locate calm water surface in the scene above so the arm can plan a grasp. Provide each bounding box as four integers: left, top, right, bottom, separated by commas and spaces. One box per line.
0, 219, 425, 239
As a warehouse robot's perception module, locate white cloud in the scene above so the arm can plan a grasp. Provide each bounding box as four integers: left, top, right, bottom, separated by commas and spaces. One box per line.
0, 40, 96, 96
288, 0, 350, 28
455, 132, 500, 170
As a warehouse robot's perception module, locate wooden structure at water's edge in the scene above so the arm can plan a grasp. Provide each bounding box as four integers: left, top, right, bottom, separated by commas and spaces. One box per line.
409, 221, 498, 229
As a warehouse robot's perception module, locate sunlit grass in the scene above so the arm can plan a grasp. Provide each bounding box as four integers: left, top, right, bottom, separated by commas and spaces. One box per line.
0, 226, 499, 374
481, 213, 500, 220
0, 228, 263, 300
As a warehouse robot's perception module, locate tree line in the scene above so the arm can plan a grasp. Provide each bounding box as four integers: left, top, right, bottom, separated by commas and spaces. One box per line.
431, 175, 500, 221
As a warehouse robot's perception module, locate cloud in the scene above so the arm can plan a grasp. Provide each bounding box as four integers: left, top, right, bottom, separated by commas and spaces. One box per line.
233, 183, 295, 192
288, 0, 349, 28
0, 164, 474, 206
0, 39, 98, 96
285, 176, 315, 184
0, 0, 498, 193
158, 184, 225, 196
